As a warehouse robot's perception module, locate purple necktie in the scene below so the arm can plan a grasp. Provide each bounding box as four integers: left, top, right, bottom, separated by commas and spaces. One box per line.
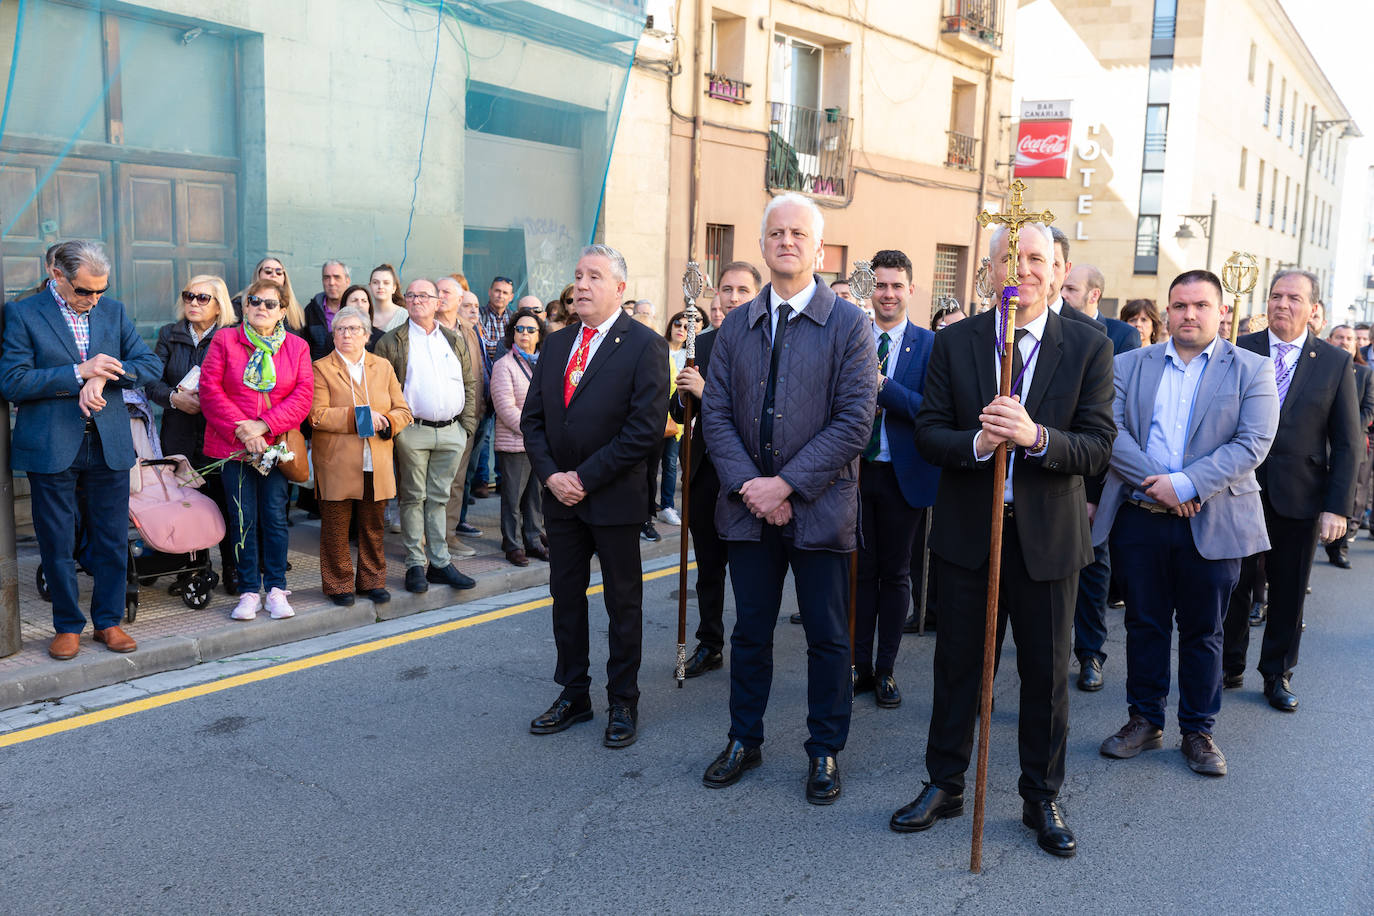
1273, 342, 1297, 404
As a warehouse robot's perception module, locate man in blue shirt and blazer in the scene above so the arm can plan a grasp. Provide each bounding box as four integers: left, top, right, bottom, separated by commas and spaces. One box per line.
0, 240, 161, 660
1093, 270, 1277, 776
853, 249, 939, 709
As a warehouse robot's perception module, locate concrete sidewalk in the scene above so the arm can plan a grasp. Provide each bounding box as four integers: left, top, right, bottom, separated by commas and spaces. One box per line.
0, 492, 684, 710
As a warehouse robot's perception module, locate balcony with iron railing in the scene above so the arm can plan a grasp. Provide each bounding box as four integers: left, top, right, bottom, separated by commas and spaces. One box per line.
940, 0, 1003, 52
946, 131, 978, 171
766, 101, 853, 198
705, 72, 750, 105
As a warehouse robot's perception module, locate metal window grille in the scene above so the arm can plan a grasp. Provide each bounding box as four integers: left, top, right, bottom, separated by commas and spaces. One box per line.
933, 245, 961, 300
705, 223, 734, 290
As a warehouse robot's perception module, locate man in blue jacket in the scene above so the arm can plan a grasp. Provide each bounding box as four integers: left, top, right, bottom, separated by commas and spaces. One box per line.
0, 240, 161, 660
853, 249, 939, 709
699, 193, 877, 805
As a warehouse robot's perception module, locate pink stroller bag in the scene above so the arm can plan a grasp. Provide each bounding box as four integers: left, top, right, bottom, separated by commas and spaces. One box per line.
128, 457, 226, 554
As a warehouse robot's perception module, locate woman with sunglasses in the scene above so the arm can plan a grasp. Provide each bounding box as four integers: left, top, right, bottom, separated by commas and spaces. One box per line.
655, 310, 690, 527
148, 275, 239, 591
234, 257, 307, 336
200, 278, 315, 622
489, 307, 549, 566
369, 264, 408, 333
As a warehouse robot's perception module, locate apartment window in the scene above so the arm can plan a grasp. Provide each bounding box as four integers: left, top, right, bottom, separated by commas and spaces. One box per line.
771, 33, 822, 111
1281, 175, 1290, 233
1263, 62, 1272, 126
1247, 41, 1256, 83
1294, 183, 1301, 236
1239, 147, 1247, 188
1255, 159, 1264, 222
946, 79, 978, 169
705, 223, 735, 289
1134, 216, 1161, 274
1299, 104, 1307, 154
1143, 105, 1168, 170
767, 31, 853, 197
1269, 171, 1277, 227
1135, 2, 1174, 275
1277, 77, 1286, 136
933, 245, 963, 301
707, 13, 749, 103
1147, 57, 1172, 104
1289, 91, 1297, 147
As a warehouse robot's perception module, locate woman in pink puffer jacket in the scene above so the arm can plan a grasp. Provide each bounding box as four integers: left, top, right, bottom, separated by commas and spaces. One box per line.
489, 307, 547, 567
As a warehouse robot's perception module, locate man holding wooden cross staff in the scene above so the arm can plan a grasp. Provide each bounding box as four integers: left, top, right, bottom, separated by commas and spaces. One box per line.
892, 184, 1114, 861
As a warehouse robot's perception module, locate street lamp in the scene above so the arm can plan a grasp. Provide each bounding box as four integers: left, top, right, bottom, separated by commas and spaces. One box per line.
1296, 115, 1359, 267
1174, 194, 1217, 271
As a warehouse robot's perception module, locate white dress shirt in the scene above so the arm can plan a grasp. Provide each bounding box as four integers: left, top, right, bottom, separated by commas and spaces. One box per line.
404, 320, 466, 422
767, 276, 817, 339
974, 306, 1051, 502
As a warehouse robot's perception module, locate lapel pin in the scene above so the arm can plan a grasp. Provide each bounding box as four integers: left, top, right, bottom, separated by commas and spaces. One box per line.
614, 337, 621, 343
1309, 351, 1316, 358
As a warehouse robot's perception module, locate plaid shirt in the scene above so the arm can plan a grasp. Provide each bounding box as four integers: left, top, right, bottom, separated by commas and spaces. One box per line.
51, 286, 91, 382
477, 303, 509, 360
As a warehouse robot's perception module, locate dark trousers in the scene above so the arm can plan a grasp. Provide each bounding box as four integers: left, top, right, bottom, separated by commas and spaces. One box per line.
910, 509, 938, 625
689, 460, 729, 652
496, 451, 544, 553
318, 472, 387, 594
1111, 505, 1240, 734
855, 460, 921, 675
727, 526, 851, 757
198, 470, 236, 579
645, 438, 666, 516
224, 461, 290, 594
926, 520, 1076, 802
1223, 501, 1318, 680
1073, 541, 1112, 664
29, 430, 128, 633
547, 516, 643, 708
459, 413, 491, 524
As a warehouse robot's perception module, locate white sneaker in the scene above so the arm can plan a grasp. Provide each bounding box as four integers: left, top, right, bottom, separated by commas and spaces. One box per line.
266, 588, 295, 619
657, 507, 682, 526
448, 539, 477, 558
231, 593, 260, 621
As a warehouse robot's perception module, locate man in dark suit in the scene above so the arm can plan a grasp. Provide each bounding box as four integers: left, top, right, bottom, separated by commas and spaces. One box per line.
1093, 270, 1277, 777
1059, 261, 1141, 691
521, 244, 669, 748
0, 240, 162, 660
671, 261, 761, 678
1222, 270, 1361, 711
699, 193, 876, 805
853, 249, 939, 708
890, 223, 1114, 857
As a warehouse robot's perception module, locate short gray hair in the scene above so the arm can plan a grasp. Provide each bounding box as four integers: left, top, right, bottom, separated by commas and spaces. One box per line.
1270, 268, 1320, 303
760, 192, 825, 240
52, 240, 111, 280
322, 259, 350, 279
332, 305, 372, 336
580, 244, 628, 283
989, 223, 1053, 259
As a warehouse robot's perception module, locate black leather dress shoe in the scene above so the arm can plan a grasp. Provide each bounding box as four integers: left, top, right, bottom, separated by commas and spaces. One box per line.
702, 740, 762, 788
1248, 601, 1266, 627
1327, 550, 1352, 569
876, 673, 902, 708
530, 697, 593, 734
604, 704, 638, 747
853, 672, 876, 694
1022, 799, 1077, 857
890, 784, 963, 832
789, 612, 803, 625
525, 543, 550, 562
1076, 656, 1104, 692
1222, 671, 1243, 689
683, 644, 723, 678
427, 564, 476, 589
1263, 675, 1299, 712
404, 565, 428, 593
327, 592, 355, 606
805, 756, 841, 805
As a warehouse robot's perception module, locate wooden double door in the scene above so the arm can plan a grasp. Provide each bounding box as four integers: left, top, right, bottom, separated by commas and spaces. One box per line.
1, 151, 238, 339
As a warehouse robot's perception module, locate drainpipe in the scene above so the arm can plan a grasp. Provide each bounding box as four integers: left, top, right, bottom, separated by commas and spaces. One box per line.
972, 55, 995, 306
0, 303, 18, 657
688, 0, 705, 262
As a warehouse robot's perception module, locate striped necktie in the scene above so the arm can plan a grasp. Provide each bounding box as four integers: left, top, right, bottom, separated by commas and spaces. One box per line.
863, 331, 891, 460
1273, 342, 1296, 404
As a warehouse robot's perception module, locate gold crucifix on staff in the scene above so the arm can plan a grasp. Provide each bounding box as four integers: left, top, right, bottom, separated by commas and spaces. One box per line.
967, 177, 1054, 875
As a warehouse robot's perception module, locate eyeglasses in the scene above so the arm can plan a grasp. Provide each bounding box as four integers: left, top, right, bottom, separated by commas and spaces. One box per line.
259, 266, 285, 277
492, 276, 514, 287
245, 295, 283, 310
404, 292, 434, 302
181, 291, 214, 305
513, 325, 539, 334
529, 306, 544, 313
671, 320, 686, 328
335, 325, 366, 336
70, 284, 108, 298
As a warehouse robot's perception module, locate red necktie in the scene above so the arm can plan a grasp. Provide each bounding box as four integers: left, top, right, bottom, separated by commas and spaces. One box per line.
563, 326, 596, 406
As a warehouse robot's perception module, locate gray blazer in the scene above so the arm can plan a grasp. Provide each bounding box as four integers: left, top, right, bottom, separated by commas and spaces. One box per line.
1092, 339, 1279, 560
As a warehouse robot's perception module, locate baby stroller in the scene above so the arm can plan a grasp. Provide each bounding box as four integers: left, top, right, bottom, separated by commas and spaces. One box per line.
34, 394, 226, 622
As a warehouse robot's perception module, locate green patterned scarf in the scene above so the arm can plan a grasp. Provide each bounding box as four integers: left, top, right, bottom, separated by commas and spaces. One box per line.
242, 322, 286, 392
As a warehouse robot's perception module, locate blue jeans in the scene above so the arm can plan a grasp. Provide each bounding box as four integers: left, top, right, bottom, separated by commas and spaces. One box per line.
223, 461, 290, 594
29, 430, 128, 633
659, 437, 679, 510
473, 413, 495, 485
1073, 541, 1112, 664
460, 414, 493, 524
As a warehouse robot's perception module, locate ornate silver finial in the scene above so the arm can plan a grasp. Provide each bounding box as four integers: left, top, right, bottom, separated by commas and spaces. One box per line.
848, 260, 876, 302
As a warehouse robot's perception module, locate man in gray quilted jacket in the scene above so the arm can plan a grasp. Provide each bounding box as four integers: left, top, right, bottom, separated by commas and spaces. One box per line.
698, 192, 877, 805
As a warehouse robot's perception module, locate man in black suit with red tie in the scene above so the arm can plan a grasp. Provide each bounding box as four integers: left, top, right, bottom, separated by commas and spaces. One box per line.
890, 223, 1114, 857
1222, 270, 1361, 711
521, 244, 669, 748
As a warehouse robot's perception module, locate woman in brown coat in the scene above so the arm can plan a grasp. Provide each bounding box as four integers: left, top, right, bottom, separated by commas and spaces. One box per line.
310, 305, 413, 605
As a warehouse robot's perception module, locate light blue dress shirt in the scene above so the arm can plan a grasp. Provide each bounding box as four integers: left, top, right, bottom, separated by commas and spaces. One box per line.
1138, 337, 1219, 504
873, 318, 907, 462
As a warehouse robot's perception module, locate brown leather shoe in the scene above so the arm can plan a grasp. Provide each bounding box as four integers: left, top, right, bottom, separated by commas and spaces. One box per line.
506, 549, 529, 567
1181, 732, 1227, 776
1099, 713, 1164, 759
94, 626, 137, 653
48, 632, 81, 661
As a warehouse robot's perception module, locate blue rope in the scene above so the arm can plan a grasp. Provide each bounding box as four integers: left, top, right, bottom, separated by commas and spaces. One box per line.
586, 35, 640, 245
398, 0, 445, 277
0, 0, 27, 143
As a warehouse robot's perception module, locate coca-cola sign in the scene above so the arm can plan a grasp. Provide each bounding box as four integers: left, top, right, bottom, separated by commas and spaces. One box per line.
1014, 119, 1072, 178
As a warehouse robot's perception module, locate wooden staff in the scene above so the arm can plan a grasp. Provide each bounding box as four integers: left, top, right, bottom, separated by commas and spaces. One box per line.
846, 260, 877, 686
970, 179, 1055, 873
675, 261, 705, 687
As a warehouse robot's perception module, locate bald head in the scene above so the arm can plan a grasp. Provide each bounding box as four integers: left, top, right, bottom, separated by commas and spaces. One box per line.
1062, 264, 1106, 318
517, 295, 542, 312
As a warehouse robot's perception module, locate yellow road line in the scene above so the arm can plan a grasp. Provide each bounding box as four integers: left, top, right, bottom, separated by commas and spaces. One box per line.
0, 562, 694, 749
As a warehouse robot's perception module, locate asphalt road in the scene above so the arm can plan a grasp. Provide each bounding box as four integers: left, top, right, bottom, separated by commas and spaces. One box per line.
1, 539, 1371, 915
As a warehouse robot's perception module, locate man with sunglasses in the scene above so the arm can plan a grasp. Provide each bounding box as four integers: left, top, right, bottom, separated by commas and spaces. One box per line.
0, 240, 161, 661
